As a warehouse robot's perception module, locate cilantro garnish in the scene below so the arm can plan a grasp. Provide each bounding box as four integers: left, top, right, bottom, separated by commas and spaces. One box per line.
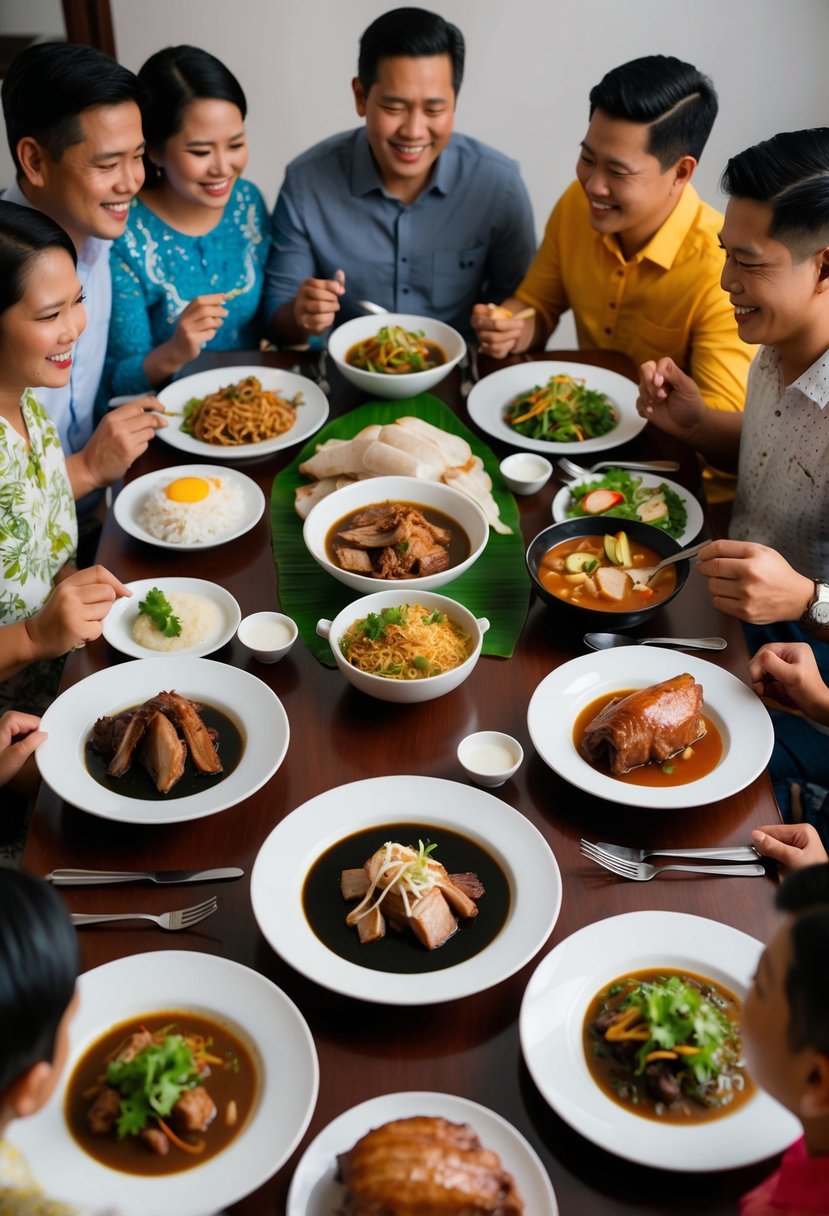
137, 587, 182, 638
106, 1034, 200, 1138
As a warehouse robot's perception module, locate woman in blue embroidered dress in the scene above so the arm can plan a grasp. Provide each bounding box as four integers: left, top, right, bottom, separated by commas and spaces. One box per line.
102, 46, 269, 400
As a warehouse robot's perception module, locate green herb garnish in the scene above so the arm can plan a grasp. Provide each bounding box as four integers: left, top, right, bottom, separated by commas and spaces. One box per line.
138, 587, 182, 638
106, 1034, 200, 1138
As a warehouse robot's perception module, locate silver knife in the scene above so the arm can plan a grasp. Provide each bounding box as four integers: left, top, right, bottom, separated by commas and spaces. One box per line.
46, 867, 244, 886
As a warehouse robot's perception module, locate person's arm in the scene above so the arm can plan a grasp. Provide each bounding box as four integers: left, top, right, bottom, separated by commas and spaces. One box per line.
637, 357, 744, 466
0, 710, 45, 787
695, 541, 816, 625
748, 641, 829, 721
752, 823, 829, 871
264, 181, 344, 344
104, 248, 159, 398
687, 278, 755, 416
66, 400, 166, 498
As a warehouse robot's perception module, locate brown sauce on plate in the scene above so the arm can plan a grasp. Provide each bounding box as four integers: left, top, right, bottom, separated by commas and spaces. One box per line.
302, 823, 510, 974
65, 1010, 258, 1175
325, 501, 470, 573
574, 689, 723, 787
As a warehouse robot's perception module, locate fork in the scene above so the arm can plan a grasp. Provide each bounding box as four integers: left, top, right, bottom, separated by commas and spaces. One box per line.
557, 456, 680, 481
70, 896, 218, 930
581, 839, 760, 864
580, 846, 765, 881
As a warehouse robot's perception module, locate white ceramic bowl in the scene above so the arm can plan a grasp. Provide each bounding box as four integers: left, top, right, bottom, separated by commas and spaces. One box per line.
327, 313, 466, 399
457, 731, 524, 787
500, 453, 553, 495
316, 589, 489, 703
303, 475, 489, 594
237, 611, 298, 662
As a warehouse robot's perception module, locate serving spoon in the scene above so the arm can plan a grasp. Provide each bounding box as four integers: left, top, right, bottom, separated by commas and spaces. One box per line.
584, 632, 727, 651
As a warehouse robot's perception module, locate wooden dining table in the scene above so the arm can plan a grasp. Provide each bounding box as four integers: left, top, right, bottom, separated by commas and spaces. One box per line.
23, 347, 785, 1214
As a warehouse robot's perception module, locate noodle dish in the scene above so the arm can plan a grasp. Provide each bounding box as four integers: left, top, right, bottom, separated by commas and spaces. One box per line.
328, 314, 466, 400
181, 374, 300, 445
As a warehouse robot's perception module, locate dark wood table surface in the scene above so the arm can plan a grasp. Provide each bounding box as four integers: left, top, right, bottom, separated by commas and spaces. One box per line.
24, 349, 783, 1215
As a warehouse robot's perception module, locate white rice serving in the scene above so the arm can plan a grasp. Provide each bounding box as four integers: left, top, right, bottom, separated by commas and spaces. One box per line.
131, 592, 221, 653
138, 480, 246, 544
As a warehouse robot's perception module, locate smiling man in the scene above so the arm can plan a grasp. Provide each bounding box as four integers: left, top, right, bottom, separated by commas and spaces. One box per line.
264, 7, 534, 344
1, 43, 150, 456
473, 56, 752, 435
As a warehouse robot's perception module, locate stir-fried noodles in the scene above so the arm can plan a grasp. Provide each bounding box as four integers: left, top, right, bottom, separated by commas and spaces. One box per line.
182, 375, 301, 445
340, 603, 471, 679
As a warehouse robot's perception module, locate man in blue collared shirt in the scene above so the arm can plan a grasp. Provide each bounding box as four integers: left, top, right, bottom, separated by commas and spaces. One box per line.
265, 7, 535, 345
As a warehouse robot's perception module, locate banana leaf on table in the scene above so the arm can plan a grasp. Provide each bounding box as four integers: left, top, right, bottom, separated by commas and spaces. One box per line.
270, 393, 530, 666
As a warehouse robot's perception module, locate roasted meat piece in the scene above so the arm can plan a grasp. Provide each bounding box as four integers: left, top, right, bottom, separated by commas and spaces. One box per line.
580, 673, 706, 775
337, 1115, 524, 1215
171, 1085, 217, 1133
333, 503, 453, 579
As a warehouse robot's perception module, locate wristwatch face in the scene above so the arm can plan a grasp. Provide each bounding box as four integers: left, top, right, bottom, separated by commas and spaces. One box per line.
807, 582, 829, 627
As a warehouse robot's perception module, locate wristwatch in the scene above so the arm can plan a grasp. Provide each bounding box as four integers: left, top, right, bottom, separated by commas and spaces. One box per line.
800, 580, 829, 630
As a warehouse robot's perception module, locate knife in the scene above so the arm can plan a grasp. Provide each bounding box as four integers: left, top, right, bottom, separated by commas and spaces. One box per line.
46, 867, 244, 886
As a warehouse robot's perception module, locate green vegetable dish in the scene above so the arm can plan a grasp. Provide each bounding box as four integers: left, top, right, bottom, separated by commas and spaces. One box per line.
584, 968, 755, 1124
504, 373, 617, 443
566, 468, 688, 538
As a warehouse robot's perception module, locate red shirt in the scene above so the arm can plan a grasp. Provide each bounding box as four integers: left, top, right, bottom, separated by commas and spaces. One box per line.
741, 1138, 829, 1215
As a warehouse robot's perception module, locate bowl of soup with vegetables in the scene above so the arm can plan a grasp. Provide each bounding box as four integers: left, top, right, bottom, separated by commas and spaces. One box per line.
526, 517, 689, 629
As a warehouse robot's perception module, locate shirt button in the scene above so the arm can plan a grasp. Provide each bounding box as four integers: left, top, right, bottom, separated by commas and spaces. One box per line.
401, 257, 408, 263
604, 327, 612, 335
609, 302, 616, 309
402, 287, 410, 294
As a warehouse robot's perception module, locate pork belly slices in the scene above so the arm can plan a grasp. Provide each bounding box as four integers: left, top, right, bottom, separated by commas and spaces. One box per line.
153, 690, 222, 775
140, 710, 186, 794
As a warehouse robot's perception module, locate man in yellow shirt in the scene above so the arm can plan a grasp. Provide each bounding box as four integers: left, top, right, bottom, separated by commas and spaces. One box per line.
472, 56, 753, 427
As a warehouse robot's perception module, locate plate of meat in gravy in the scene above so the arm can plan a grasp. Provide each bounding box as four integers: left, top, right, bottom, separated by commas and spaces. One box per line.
8, 951, 319, 1216
527, 648, 773, 810
35, 657, 289, 824
251, 775, 562, 1005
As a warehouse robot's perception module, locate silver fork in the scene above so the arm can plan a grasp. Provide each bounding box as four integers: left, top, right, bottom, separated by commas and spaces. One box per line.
70, 896, 218, 930
557, 456, 680, 481
581, 839, 760, 864
580, 845, 765, 881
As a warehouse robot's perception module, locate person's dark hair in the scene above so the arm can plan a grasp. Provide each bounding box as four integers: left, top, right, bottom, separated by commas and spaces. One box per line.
0, 200, 77, 321
775, 864, 829, 1057
0, 869, 79, 1095
589, 55, 718, 168
358, 7, 465, 95
721, 129, 829, 261
1, 42, 141, 175
137, 46, 247, 188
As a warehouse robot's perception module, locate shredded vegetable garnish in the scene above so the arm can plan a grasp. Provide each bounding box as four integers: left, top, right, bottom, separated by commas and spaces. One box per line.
347, 840, 447, 924
504, 374, 617, 442
346, 326, 445, 374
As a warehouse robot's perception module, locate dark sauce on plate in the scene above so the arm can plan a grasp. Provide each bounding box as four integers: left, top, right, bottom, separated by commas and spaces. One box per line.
303, 823, 510, 974
85, 703, 243, 800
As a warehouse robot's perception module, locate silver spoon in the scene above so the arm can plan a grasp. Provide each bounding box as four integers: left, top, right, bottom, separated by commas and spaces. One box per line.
584, 632, 727, 651
627, 540, 708, 586
356, 298, 389, 315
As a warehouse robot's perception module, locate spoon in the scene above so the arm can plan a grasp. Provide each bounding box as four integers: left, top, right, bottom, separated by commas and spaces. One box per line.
584, 633, 727, 651
356, 298, 389, 315
627, 540, 708, 586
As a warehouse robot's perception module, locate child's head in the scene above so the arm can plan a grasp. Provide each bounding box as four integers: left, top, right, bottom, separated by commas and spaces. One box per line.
719, 129, 829, 356
0, 869, 79, 1127
742, 864, 829, 1128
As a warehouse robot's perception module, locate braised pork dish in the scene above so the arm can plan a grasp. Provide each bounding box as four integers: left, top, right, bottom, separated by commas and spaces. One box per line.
87, 691, 242, 798
575, 675, 723, 787
65, 1012, 257, 1175
584, 969, 754, 1123
337, 1115, 524, 1214
325, 500, 469, 579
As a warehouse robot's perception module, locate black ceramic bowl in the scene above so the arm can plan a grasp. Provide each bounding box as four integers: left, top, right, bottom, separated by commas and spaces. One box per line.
525, 516, 689, 630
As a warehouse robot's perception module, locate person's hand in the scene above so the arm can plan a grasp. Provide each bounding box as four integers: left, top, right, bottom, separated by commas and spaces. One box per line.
293, 269, 345, 334
73, 399, 167, 492
0, 710, 45, 786
471, 303, 527, 358
696, 540, 815, 625
168, 293, 229, 364
749, 641, 829, 722
25, 566, 131, 659
752, 822, 828, 872
636, 357, 707, 441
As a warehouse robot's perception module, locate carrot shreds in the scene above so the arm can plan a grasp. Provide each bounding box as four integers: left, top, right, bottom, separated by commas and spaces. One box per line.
156, 1117, 205, 1155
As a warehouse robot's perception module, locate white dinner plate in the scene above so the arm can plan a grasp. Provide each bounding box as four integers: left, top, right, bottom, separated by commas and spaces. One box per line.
9, 951, 319, 1216
287, 1090, 558, 1215
519, 911, 800, 1171
251, 775, 562, 1005
527, 648, 773, 810
36, 657, 289, 824
467, 361, 645, 454
102, 578, 241, 659
552, 472, 704, 547
113, 463, 265, 551
157, 364, 329, 459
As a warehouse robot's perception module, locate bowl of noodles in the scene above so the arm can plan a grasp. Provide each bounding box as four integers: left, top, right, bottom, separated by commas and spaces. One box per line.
327, 314, 466, 400
316, 589, 489, 703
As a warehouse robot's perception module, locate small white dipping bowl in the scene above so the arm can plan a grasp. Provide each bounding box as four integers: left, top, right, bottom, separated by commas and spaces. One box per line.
327, 313, 466, 400
316, 589, 489, 704
237, 611, 297, 663
303, 475, 489, 594
499, 453, 553, 495
457, 731, 524, 787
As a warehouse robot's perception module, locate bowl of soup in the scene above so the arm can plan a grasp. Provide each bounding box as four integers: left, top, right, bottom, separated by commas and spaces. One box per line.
316, 589, 489, 704
303, 475, 489, 594
327, 314, 466, 399
526, 517, 689, 629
